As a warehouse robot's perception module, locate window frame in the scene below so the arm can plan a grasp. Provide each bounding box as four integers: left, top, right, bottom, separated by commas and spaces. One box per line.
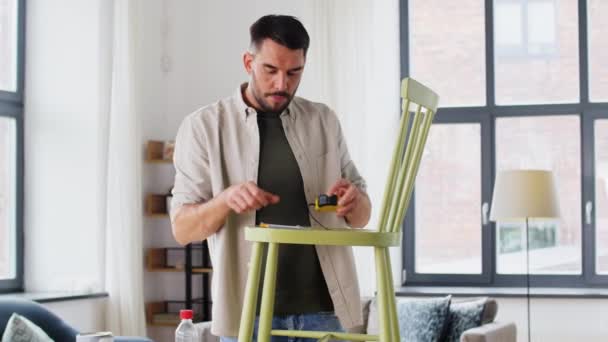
400, 0, 608, 288
403, 113, 494, 286
0, 0, 25, 293
584, 112, 608, 285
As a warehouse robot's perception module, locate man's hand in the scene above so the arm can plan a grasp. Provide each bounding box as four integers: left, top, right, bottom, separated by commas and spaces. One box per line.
327, 179, 361, 217
327, 178, 371, 228
171, 181, 278, 245
221, 181, 280, 214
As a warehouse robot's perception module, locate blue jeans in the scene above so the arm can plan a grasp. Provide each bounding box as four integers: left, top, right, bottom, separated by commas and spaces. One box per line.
220, 312, 344, 342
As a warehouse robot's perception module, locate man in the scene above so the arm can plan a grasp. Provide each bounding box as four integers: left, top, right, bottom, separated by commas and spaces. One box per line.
171, 15, 371, 341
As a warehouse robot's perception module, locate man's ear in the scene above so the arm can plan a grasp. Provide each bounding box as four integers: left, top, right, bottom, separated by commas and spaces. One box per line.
243, 51, 254, 74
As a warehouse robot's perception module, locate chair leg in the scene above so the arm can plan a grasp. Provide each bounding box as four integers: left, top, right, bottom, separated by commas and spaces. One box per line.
238, 242, 265, 342
375, 247, 392, 342
257, 242, 279, 342
383, 248, 400, 341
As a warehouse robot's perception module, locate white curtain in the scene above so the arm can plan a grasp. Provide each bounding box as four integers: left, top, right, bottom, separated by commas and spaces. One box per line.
299, 0, 402, 296
103, 0, 147, 336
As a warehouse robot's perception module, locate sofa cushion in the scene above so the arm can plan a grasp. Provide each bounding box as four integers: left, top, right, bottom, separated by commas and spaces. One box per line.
2, 313, 54, 342
367, 296, 451, 341
445, 298, 488, 342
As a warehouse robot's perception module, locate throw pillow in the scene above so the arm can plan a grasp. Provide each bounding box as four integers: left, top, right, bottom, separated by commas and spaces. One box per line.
397, 296, 452, 342
445, 297, 487, 342
1, 313, 54, 342
367, 295, 452, 342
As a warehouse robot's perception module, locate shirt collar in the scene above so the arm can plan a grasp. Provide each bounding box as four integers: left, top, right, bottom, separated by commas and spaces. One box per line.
234, 82, 295, 122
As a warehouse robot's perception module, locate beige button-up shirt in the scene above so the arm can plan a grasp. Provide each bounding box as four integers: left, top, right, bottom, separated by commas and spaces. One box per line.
171, 84, 365, 337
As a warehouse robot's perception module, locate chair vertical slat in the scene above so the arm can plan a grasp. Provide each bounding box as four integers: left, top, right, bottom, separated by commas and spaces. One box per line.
238, 242, 265, 342
387, 104, 423, 233
394, 110, 436, 229
382, 248, 400, 341
375, 247, 391, 342
257, 243, 279, 341
377, 99, 411, 233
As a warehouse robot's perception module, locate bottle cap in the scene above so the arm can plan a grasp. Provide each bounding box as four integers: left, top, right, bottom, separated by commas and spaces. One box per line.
180, 309, 194, 320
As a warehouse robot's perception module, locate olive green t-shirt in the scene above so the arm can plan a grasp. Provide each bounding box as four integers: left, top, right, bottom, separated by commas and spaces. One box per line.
255, 111, 334, 315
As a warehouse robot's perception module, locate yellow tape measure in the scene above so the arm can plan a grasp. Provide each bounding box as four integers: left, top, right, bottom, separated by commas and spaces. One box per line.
314, 194, 339, 212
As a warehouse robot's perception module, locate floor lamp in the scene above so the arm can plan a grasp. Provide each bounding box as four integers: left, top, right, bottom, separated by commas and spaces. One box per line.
490, 170, 560, 342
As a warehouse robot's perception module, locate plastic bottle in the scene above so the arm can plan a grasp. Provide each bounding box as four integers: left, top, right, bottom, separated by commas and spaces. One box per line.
175, 309, 199, 342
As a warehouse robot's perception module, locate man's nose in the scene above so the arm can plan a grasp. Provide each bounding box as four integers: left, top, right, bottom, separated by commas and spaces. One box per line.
273, 73, 288, 91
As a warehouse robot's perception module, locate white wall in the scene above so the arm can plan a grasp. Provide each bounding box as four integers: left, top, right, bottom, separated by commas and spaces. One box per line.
139, 0, 315, 141
43, 298, 107, 333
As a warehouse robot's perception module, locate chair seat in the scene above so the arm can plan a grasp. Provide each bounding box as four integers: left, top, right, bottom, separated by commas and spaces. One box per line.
244, 226, 401, 247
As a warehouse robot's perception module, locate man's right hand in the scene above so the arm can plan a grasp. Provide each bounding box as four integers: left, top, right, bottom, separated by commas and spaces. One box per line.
221, 181, 280, 214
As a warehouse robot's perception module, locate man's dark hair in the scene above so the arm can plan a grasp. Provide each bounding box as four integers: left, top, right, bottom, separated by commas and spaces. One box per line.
250, 15, 310, 56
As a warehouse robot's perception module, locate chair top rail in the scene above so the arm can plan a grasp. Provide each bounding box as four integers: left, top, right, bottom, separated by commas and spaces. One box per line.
401, 77, 439, 112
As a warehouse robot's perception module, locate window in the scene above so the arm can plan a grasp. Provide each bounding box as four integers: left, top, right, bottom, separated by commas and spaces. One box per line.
0, 0, 18, 92
495, 115, 581, 275
588, 0, 608, 102
495, 0, 559, 58
0, 118, 16, 280
401, 0, 608, 287
0, 0, 23, 293
495, 0, 579, 105
594, 119, 608, 275
409, 0, 486, 107
415, 123, 483, 274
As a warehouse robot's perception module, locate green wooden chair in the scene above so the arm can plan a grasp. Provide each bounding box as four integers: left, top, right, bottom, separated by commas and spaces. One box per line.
237, 77, 439, 342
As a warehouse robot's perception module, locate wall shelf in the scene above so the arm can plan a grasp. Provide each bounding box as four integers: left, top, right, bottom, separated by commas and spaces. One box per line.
145, 300, 212, 326
146, 267, 212, 274
145, 194, 170, 216
145, 158, 172, 164
145, 213, 169, 218
145, 140, 174, 162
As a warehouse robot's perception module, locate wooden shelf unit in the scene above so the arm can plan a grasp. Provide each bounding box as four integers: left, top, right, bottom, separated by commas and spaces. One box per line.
144, 140, 213, 329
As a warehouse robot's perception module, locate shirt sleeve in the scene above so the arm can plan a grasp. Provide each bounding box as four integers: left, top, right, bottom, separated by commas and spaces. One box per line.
170, 114, 213, 221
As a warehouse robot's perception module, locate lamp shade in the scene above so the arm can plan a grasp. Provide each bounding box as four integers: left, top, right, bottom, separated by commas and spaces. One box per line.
490, 170, 560, 220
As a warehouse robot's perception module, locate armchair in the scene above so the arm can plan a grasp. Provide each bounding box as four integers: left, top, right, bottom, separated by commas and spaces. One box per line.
0, 298, 152, 342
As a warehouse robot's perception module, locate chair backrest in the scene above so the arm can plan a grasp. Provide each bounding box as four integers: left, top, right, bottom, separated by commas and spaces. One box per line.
378, 78, 439, 233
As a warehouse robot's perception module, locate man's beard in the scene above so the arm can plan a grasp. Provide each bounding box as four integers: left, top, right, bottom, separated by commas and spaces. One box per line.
251, 81, 294, 114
